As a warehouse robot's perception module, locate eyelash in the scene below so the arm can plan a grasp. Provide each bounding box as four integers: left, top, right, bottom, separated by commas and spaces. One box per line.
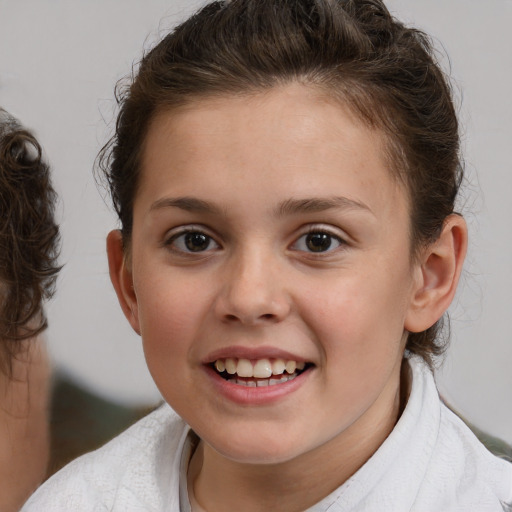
291, 228, 345, 254
164, 228, 220, 254
164, 226, 346, 256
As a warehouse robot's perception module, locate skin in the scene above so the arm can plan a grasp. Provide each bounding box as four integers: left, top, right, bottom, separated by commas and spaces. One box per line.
0, 336, 50, 512
108, 83, 467, 512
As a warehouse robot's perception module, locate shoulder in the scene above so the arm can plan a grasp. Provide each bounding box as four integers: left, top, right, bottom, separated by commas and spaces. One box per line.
21, 403, 188, 512
410, 359, 512, 510
427, 404, 512, 509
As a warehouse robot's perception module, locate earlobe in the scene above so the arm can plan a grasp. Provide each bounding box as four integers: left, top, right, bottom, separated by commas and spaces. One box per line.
106, 230, 141, 335
405, 214, 468, 333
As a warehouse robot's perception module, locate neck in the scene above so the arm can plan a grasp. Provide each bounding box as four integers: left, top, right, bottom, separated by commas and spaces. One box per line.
190, 359, 410, 512
0, 336, 50, 512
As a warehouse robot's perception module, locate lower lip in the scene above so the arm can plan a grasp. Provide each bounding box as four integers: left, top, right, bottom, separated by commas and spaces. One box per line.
203, 365, 312, 406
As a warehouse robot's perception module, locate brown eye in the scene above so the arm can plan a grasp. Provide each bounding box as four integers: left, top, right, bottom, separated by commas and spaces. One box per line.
305, 233, 332, 252
184, 232, 210, 252
166, 230, 219, 253
292, 230, 343, 253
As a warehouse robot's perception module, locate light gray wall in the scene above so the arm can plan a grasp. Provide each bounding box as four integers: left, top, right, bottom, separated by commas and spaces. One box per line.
1, 1, 510, 442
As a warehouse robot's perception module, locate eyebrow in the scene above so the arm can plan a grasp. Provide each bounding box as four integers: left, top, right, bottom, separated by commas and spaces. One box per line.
275, 197, 373, 216
150, 196, 222, 215
149, 195, 373, 217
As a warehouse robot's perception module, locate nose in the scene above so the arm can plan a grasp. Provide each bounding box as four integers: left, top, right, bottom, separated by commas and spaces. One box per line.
213, 246, 291, 325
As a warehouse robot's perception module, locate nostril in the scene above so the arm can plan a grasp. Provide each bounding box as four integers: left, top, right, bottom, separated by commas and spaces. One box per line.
216, 290, 290, 324
222, 312, 277, 323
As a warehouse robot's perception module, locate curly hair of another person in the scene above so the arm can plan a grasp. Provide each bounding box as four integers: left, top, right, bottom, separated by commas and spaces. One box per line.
0, 117, 61, 376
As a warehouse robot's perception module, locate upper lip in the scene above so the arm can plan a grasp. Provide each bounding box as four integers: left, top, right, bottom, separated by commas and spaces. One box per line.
203, 345, 310, 365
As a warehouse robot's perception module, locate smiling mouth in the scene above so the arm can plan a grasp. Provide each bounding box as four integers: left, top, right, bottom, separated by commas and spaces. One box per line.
210, 357, 313, 387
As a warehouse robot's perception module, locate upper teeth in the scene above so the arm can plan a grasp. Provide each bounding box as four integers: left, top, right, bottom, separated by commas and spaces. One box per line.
214, 358, 306, 379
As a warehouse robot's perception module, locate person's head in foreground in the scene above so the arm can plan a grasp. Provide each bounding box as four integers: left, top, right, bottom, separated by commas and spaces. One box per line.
22, 1, 512, 511
0, 109, 60, 511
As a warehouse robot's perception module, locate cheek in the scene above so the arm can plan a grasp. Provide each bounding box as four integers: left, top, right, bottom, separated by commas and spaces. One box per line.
300, 266, 412, 358
135, 272, 213, 366
138, 286, 195, 400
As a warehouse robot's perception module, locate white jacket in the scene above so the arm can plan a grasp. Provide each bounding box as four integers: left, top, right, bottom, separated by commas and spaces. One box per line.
22, 357, 512, 511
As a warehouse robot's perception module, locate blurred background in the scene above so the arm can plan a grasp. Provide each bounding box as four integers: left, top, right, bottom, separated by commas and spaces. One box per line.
0, 0, 510, 445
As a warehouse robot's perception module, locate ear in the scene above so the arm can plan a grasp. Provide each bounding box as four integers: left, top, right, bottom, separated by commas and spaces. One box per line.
405, 214, 468, 333
106, 230, 141, 335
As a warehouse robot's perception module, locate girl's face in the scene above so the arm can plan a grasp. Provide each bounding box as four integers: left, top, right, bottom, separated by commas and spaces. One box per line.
111, 84, 425, 465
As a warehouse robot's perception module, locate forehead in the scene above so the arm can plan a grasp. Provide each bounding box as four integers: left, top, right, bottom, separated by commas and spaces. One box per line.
136, 84, 408, 219
145, 85, 382, 155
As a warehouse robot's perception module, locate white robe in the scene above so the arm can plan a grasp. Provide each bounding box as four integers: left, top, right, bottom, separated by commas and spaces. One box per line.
22, 357, 512, 511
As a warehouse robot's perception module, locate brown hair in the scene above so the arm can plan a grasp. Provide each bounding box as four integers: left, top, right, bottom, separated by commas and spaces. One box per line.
0, 110, 61, 376
99, 0, 462, 367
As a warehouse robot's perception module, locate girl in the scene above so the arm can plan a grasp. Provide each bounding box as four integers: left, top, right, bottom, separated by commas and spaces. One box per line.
23, 1, 512, 510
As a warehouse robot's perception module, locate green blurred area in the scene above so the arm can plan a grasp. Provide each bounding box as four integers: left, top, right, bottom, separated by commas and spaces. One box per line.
465, 421, 512, 462
47, 373, 157, 477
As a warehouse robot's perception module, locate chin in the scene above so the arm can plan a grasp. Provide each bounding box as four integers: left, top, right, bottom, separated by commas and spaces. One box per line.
205, 430, 309, 466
